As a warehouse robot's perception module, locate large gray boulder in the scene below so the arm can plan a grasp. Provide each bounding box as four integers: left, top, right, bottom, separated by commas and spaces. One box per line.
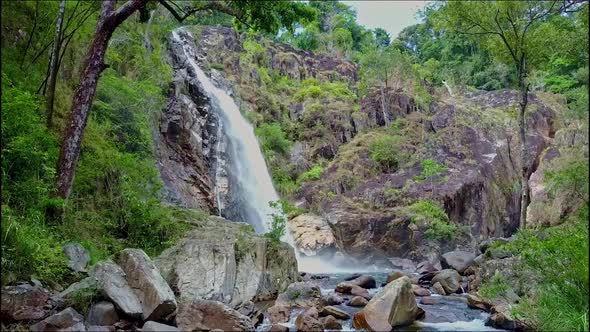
117, 249, 176, 320
30, 307, 85, 332
441, 250, 476, 274
1, 283, 50, 322
155, 218, 299, 306
352, 276, 424, 331
63, 243, 90, 273
288, 214, 336, 256
89, 261, 142, 318
175, 299, 254, 331
431, 269, 462, 294
87, 301, 118, 326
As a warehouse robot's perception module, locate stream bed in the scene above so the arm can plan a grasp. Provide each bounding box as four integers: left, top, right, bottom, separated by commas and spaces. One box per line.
258, 272, 505, 332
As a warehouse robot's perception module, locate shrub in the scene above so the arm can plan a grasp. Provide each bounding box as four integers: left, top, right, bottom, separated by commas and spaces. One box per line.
408, 200, 456, 240
265, 201, 286, 244
298, 164, 324, 183
415, 159, 448, 182
294, 85, 323, 101
369, 134, 404, 171
256, 123, 292, 155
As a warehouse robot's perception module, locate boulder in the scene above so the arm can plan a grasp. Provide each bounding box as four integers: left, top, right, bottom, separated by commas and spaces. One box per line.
323, 293, 344, 305
86, 326, 114, 332
142, 321, 180, 332
352, 276, 424, 331
288, 214, 336, 256
431, 269, 462, 294
385, 271, 407, 284
347, 296, 368, 307
343, 273, 362, 281
303, 306, 319, 319
334, 282, 371, 299
349, 275, 376, 289
420, 296, 440, 305
411, 284, 430, 297
467, 294, 492, 312
175, 299, 254, 331
117, 249, 176, 320
319, 306, 350, 320
63, 243, 90, 273
89, 260, 142, 318
266, 304, 290, 324
30, 307, 85, 332
432, 282, 446, 295
1, 283, 50, 322
486, 247, 512, 259
87, 301, 118, 326
321, 315, 343, 330
266, 324, 289, 332
441, 250, 476, 274
295, 312, 324, 332
275, 282, 322, 308
416, 261, 439, 275
155, 220, 299, 306
487, 303, 529, 330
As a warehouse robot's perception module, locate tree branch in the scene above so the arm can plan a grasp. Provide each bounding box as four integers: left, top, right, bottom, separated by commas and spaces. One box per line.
494, 9, 519, 65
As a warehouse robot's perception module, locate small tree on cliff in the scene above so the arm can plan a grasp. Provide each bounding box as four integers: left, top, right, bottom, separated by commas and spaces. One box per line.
439, 0, 587, 228
54, 0, 315, 199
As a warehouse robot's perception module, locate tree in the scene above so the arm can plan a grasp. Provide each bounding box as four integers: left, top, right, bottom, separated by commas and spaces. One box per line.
440, 0, 587, 228
54, 0, 315, 199
45, 0, 66, 129
374, 27, 390, 48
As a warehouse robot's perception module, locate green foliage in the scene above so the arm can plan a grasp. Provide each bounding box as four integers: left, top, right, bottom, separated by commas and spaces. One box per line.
409, 200, 456, 240
501, 206, 589, 331
66, 283, 102, 314
265, 201, 287, 244
369, 134, 404, 171
479, 272, 510, 299
256, 123, 292, 155
298, 164, 324, 183
415, 159, 448, 182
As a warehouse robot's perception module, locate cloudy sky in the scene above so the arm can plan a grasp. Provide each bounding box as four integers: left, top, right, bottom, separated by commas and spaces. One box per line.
344, 1, 431, 39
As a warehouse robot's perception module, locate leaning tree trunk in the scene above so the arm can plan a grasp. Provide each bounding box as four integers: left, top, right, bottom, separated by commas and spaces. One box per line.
55, 0, 147, 199
46, 0, 66, 129
517, 65, 530, 229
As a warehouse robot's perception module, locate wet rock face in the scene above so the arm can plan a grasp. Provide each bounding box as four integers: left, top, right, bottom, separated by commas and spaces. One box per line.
288, 214, 336, 257
155, 217, 299, 307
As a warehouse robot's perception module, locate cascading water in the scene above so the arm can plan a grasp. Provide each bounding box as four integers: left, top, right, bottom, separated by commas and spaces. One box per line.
172, 28, 279, 234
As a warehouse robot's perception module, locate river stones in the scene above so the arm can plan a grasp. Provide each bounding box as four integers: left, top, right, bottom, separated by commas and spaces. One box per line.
352, 276, 424, 331
295, 311, 324, 332
432, 282, 446, 295
348, 296, 368, 307
175, 299, 254, 331
412, 284, 430, 297
142, 321, 180, 332
431, 269, 462, 294
319, 305, 350, 320
266, 304, 290, 324
321, 315, 343, 330
335, 282, 371, 299
348, 275, 377, 289
441, 250, 476, 274
420, 296, 440, 305
275, 281, 322, 308
117, 249, 177, 320
385, 271, 407, 285
323, 292, 345, 305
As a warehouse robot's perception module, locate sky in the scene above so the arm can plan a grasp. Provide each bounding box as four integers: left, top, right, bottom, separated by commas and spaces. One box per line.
344, 1, 431, 39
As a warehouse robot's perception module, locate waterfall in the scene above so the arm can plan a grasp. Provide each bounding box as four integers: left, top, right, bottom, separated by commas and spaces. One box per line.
171, 28, 280, 234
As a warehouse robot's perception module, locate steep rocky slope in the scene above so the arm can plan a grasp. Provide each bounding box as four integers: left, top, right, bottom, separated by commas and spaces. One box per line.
155, 26, 569, 268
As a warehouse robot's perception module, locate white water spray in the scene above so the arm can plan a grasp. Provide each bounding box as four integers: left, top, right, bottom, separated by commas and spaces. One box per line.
172, 28, 279, 233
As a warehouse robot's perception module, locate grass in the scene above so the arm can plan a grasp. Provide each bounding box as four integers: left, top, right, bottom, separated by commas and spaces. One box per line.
408, 200, 457, 240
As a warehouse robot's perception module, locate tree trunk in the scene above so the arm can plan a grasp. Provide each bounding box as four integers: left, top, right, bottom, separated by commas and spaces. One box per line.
380, 84, 388, 125
46, 0, 66, 129
517, 67, 530, 229
55, 0, 147, 199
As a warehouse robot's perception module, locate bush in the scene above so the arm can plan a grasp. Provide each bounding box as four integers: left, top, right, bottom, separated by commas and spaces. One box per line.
415, 159, 448, 181
298, 164, 324, 183
265, 201, 286, 244
369, 134, 404, 171
408, 200, 456, 240
256, 123, 292, 155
